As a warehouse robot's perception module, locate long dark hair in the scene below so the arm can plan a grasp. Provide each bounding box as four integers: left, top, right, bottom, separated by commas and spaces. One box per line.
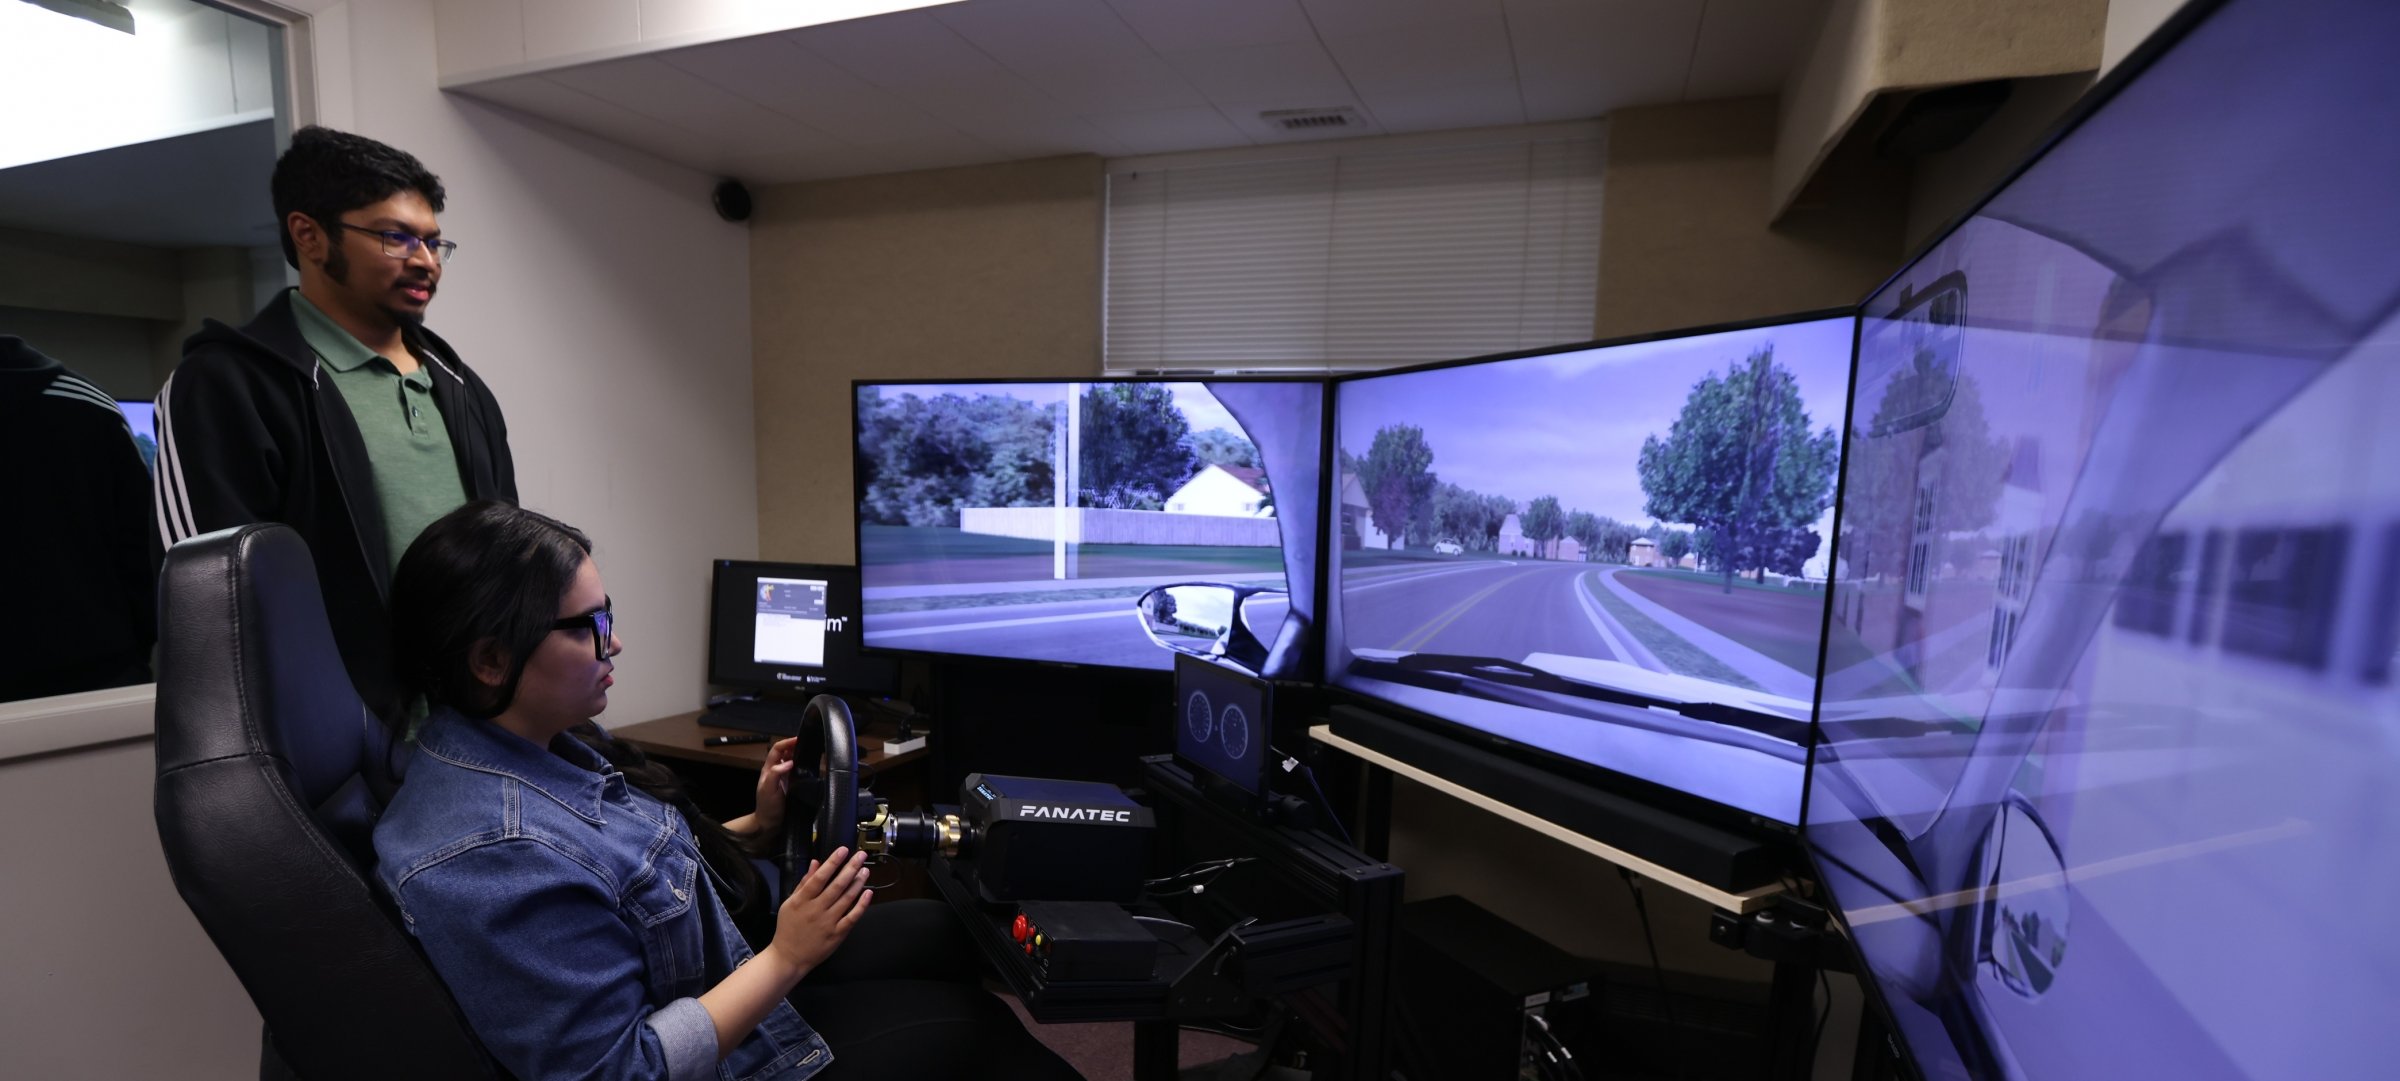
391, 501, 766, 914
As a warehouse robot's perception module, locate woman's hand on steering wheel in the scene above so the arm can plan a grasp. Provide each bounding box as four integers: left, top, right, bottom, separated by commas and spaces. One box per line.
751, 736, 800, 833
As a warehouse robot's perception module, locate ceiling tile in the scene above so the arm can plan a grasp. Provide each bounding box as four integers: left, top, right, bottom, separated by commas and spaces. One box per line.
461, 75, 728, 168
1084, 106, 1253, 154
1362, 79, 1524, 133
1506, 0, 1700, 122
1684, 0, 1830, 101
1105, 0, 1316, 52
542, 58, 850, 156
934, 0, 1206, 113
1164, 40, 1352, 103
1322, 16, 1515, 96
657, 36, 971, 146
1021, 54, 1209, 114
897, 71, 1128, 157
798, 9, 1010, 89
1301, 0, 1499, 38
934, 0, 1151, 62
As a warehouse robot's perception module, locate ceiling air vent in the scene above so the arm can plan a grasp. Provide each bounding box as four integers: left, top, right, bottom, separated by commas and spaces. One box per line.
1262, 107, 1358, 133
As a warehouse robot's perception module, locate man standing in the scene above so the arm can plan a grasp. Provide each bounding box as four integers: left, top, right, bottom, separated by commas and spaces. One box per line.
154, 127, 515, 720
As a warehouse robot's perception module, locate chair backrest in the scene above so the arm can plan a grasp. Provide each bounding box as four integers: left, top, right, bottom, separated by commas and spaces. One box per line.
153, 524, 504, 1080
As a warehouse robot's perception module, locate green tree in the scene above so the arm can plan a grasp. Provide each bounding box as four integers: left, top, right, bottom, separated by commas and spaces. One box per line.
1521, 496, 1566, 559
1659, 529, 1693, 566
1598, 518, 1641, 564
1080, 383, 1198, 510
1566, 511, 1602, 562
1693, 527, 1722, 571
1637, 345, 1841, 592
1480, 493, 1517, 551
1188, 427, 1260, 470
1358, 425, 1438, 550
856, 388, 1057, 527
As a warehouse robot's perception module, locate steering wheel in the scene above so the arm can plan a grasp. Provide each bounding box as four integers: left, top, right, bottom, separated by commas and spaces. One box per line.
779, 695, 860, 879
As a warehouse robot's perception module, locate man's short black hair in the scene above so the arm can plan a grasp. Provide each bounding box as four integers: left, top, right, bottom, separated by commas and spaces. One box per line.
270, 126, 447, 269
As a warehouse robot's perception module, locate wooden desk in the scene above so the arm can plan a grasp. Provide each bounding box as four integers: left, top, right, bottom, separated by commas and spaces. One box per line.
611, 710, 930, 777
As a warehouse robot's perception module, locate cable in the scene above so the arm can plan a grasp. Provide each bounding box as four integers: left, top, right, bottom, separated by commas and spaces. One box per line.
1292, 759, 1353, 845
1143, 856, 1258, 897
1622, 868, 1689, 1081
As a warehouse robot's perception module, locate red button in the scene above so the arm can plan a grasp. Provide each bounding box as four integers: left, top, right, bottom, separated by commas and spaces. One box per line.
1011, 913, 1029, 941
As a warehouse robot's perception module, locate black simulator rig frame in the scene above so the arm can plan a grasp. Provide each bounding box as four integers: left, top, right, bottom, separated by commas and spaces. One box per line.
783, 695, 1404, 1081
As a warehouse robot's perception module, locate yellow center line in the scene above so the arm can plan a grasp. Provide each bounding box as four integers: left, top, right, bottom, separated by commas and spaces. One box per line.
1390, 569, 1542, 653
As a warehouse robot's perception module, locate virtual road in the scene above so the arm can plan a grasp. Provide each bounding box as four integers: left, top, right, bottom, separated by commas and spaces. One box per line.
864, 588, 1290, 671
1338, 556, 1823, 702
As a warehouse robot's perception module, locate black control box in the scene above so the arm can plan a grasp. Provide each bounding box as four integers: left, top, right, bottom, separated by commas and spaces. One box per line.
1013, 900, 1158, 982
962, 773, 1155, 903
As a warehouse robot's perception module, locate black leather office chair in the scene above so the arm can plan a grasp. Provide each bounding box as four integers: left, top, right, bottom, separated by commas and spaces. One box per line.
153, 524, 505, 1080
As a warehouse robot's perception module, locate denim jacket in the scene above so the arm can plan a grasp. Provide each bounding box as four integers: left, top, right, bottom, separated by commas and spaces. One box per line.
373, 711, 831, 1081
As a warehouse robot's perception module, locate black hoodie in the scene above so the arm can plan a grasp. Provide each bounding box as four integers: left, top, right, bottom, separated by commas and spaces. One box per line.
0, 335, 156, 701
152, 290, 516, 719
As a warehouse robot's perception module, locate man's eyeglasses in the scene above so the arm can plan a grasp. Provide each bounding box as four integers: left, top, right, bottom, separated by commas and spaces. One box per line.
551, 600, 615, 661
336, 222, 459, 265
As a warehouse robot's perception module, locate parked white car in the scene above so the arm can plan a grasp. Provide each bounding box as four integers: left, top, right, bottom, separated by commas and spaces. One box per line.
1433, 541, 1464, 555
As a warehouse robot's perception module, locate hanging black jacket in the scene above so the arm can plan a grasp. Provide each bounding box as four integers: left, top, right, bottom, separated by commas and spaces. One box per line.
0, 336, 156, 701
152, 290, 516, 719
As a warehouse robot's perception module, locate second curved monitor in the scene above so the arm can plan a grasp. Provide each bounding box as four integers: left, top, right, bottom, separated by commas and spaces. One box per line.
1324, 314, 1857, 825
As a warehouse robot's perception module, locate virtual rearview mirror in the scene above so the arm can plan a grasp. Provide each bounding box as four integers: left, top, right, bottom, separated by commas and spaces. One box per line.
1136, 584, 1287, 674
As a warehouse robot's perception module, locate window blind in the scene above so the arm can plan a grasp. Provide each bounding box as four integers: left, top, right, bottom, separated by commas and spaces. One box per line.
1104, 128, 1604, 373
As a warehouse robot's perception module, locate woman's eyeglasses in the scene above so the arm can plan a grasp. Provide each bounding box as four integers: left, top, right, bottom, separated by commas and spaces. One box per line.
551, 600, 615, 661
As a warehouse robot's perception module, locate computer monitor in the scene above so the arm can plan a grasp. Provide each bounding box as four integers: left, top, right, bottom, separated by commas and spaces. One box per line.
117, 399, 156, 472
852, 379, 1326, 678
1322, 313, 1856, 828
1805, 0, 2400, 1078
1174, 651, 1272, 799
706, 560, 897, 696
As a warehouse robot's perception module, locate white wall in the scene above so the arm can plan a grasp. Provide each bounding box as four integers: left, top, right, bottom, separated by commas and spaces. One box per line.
1, 1, 759, 1075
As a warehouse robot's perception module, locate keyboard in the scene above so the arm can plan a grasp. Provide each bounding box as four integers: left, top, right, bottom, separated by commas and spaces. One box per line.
700, 699, 811, 736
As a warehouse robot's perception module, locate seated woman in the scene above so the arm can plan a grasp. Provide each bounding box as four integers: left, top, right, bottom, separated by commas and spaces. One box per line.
373, 501, 1082, 1081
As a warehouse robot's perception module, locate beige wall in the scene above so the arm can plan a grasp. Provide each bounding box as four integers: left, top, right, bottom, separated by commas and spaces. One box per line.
750, 155, 1103, 563
0, 733, 262, 1081
1595, 96, 1904, 339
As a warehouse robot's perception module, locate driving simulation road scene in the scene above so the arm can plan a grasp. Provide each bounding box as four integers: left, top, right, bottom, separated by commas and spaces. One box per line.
856, 382, 1319, 673
1328, 318, 1855, 822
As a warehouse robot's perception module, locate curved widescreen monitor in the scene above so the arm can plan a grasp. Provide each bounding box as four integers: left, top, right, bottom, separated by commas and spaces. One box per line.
853, 379, 1324, 678
1323, 314, 1856, 826
1805, 0, 2400, 1078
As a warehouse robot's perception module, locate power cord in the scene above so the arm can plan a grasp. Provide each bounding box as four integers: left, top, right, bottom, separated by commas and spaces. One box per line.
1621, 867, 1689, 1081
1144, 856, 1258, 898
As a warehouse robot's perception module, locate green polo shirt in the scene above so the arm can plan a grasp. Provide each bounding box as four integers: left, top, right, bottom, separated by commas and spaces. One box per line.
290, 291, 469, 576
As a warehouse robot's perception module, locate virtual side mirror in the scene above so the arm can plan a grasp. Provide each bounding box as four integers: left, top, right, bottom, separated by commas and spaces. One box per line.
1136, 583, 1286, 675
1975, 792, 2070, 1000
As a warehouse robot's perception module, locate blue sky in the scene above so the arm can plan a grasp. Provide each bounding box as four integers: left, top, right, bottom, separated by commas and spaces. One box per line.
1335, 318, 1856, 529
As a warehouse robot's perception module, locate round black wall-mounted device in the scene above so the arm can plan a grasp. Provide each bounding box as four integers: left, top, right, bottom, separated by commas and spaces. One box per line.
712, 179, 753, 222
